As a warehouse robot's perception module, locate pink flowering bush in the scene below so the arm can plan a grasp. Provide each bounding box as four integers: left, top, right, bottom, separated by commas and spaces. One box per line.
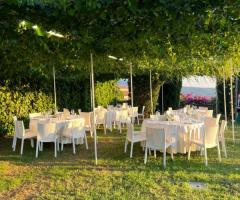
180, 93, 214, 105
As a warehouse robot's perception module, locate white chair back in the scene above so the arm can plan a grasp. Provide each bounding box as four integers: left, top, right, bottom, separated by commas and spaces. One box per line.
141, 106, 145, 114
219, 120, 227, 140
158, 115, 166, 121
97, 105, 104, 110
13, 116, 17, 122
71, 119, 85, 128
150, 115, 157, 120
63, 108, 70, 114
216, 114, 221, 125
122, 103, 128, 109
120, 110, 130, 123
204, 126, 218, 145
29, 112, 42, 119
96, 109, 106, 124
29, 119, 39, 133
146, 127, 166, 150
13, 116, 17, 133
126, 123, 134, 141
37, 122, 56, 140
199, 106, 208, 110
166, 110, 172, 115
204, 120, 219, 145
129, 107, 138, 117
107, 105, 114, 110
204, 117, 217, 126
206, 110, 213, 117
15, 120, 25, 137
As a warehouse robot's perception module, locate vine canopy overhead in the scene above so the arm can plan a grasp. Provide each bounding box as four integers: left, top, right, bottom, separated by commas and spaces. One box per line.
1, 0, 240, 80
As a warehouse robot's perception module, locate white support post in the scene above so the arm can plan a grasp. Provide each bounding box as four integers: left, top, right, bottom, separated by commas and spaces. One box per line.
130, 63, 133, 107
53, 66, 57, 114
161, 84, 164, 114
90, 53, 98, 164
90, 73, 93, 110
150, 69, 153, 115
223, 69, 227, 124
230, 62, 235, 143
235, 77, 238, 119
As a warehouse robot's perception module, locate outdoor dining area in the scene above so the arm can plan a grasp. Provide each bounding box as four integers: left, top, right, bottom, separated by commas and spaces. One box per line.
12, 102, 227, 168
2, 1, 240, 199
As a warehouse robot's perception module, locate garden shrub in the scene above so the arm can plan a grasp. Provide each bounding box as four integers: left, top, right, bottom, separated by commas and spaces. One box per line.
217, 79, 234, 118
0, 85, 54, 136
179, 93, 216, 112
132, 75, 162, 116
158, 79, 182, 112
95, 80, 123, 107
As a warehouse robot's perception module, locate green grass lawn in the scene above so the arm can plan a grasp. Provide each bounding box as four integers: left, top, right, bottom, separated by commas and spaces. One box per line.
0, 125, 239, 199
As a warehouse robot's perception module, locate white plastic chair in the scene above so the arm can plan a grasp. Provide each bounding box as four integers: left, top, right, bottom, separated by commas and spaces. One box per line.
61, 119, 88, 154
144, 127, 176, 168
188, 118, 221, 166
129, 107, 139, 124
36, 122, 58, 158
117, 110, 131, 133
12, 119, 36, 155
104, 111, 115, 133
95, 108, 107, 133
138, 106, 145, 122
63, 108, 70, 118
124, 123, 146, 158
218, 120, 227, 157
79, 112, 94, 137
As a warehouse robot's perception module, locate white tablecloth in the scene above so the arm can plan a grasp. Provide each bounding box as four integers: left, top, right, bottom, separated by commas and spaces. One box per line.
141, 119, 204, 153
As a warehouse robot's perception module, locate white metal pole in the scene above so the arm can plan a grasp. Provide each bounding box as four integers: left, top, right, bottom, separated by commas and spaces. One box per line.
215, 88, 218, 115
90, 73, 93, 110
223, 70, 227, 123
53, 66, 57, 114
235, 77, 238, 119
90, 53, 98, 164
130, 63, 133, 107
161, 84, 164, 113
230, 62, 235, 143
150, 69, 153, 114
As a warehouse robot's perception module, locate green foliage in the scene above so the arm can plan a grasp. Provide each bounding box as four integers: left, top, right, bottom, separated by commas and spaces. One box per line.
95, 80, 123, 107
0, 85, 54, 136
55, 77, 91, 111
132, 74, 162, 115
158, 79, 182, 112
2, 1, 240, 79
217, 79, 236, 118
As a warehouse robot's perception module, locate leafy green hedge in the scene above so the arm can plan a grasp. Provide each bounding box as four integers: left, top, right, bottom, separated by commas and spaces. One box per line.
55, 77, 91, 112
217, 79, 234, 118
0, 85, 54, 136
95, 80, 123, 107
158, 79, 182, 112
132, 74, 162, 116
